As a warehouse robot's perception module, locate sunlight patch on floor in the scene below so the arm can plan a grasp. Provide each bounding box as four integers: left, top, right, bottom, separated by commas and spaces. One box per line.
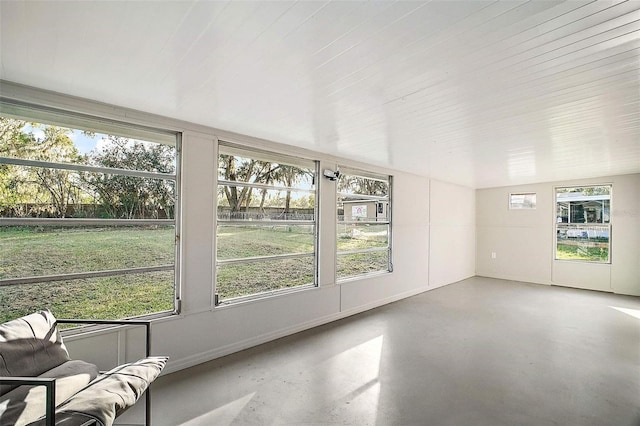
610, 306, 640, 320
178, 392, 255, 426
319, 334, 384, 423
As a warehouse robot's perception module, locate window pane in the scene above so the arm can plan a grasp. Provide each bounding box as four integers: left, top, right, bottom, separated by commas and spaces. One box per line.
81, 174, 176, 220
0, 225, 174, 280
217, 186, 314, 221
218, 153, 314, 188
556, 186, 610, 224
337, 224, 388, 251
336, 170, 391, 280
1, 165, 175, 219
217, 225, 314, 260
217, 257, 314, 301
556, 225, 609, 262
337, 200, 389, 222
337, 251, 389, 279
216, 144, 318, 302
337, 173, 388, 198
0, 119, 176, 172
85, 138, 176, 173
555, 185, 611, 264
0, 270, 175, 324
0, 114, 178, 321
509, 193, 536, 209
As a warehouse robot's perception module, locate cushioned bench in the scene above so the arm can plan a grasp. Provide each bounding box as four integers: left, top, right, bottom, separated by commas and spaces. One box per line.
0, 310, 167, 426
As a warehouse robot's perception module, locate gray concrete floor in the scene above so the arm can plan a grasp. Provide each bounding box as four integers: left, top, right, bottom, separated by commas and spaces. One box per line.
148, 277, 640, 425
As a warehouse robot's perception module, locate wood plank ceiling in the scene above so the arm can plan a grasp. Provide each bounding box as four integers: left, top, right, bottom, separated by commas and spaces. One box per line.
1, 0, 639, 188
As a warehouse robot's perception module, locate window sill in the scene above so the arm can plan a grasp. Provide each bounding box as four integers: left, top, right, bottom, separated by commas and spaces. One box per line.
337, 270, 393, 285
214, 283, 318, 309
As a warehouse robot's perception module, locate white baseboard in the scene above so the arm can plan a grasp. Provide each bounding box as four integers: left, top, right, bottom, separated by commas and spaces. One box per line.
475, 273, 553, 286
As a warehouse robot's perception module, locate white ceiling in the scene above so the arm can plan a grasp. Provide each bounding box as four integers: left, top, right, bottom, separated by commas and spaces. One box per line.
1, 0, 639, 188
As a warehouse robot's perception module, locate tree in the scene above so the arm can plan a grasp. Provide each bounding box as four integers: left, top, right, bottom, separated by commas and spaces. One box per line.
218, 153, 317, 216
219, 154, 249, 212
0, 118, 83, 217
0, 118, 28, 214
0, 118, 31, 157
83, 137, 175, 219
338, 175, 387, 196
557, 186, 610, 196
271, 164, 312, 214
219, 155, 278, 213
30, 126, 84, 217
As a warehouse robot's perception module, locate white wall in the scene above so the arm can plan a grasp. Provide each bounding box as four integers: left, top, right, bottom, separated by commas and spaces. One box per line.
1, 82, 477, 374
157, 132, 444, 373
476, 174, 640, 296
429, 180, 476, 289
476, 183, 554, 285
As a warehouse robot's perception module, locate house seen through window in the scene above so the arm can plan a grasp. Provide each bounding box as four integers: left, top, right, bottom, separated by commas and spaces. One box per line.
337, 169, 392, 280
555, 185, 611, 263
0, 110, 180, 323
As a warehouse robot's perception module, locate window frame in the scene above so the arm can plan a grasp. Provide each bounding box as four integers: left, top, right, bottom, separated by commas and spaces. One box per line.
554, 184, 612, 264
509, 192, 536, 210
0, 102, 182, 320
214, 141, 319, 305
336, 167, 393, 281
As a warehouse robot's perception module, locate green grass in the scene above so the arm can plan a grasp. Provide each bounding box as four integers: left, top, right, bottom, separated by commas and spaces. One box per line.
0, 272, 174, 324
217, 258, 315, 300
216, 225, 390, 300
0, 227, 175, 279
217, 225, 314, 259
216, 226, 316, 300
0, 227, 175, 323
557, 243, 609, 262
337, 251, 389, 279
337, 224, 388, 251
1, 225, 391, 322
336, 224, 389, 278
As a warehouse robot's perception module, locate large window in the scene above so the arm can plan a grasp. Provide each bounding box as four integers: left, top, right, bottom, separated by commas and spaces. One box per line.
556, 185, 611, 263
216, 143, 318, 303
0, 107, 180, 323
336, 169, 392, 280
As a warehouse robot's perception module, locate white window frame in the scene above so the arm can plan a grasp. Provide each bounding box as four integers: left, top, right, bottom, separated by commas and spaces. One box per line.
215, 141, 319, 304
554, 185, 611, 264
509, 192, 536, 209
0, 102, 181, 319
336, 167, 392, 281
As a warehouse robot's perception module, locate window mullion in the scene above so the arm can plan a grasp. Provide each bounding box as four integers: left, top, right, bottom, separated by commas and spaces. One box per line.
0, 265, 174, 287
0, 156, 176, 180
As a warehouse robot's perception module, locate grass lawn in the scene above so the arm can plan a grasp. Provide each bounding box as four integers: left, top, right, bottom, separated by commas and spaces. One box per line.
0, 227, 175, 279
216, 225, 390, 300
0, 227, 175, 323
1, 225, 391, 322
216, 226, 316, 300
217, 225, 314, 259
337, 251, 389, 279
0, 272, 174, 324
557, 242, 609, 262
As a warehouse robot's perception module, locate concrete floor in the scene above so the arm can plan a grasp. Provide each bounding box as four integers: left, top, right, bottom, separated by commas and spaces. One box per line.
147, 277, 640, 425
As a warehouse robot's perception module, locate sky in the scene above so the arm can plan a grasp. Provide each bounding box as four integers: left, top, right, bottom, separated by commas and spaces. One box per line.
22, 123, 102, 154
22, 123, 152, 155
69, 130, 103, 154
